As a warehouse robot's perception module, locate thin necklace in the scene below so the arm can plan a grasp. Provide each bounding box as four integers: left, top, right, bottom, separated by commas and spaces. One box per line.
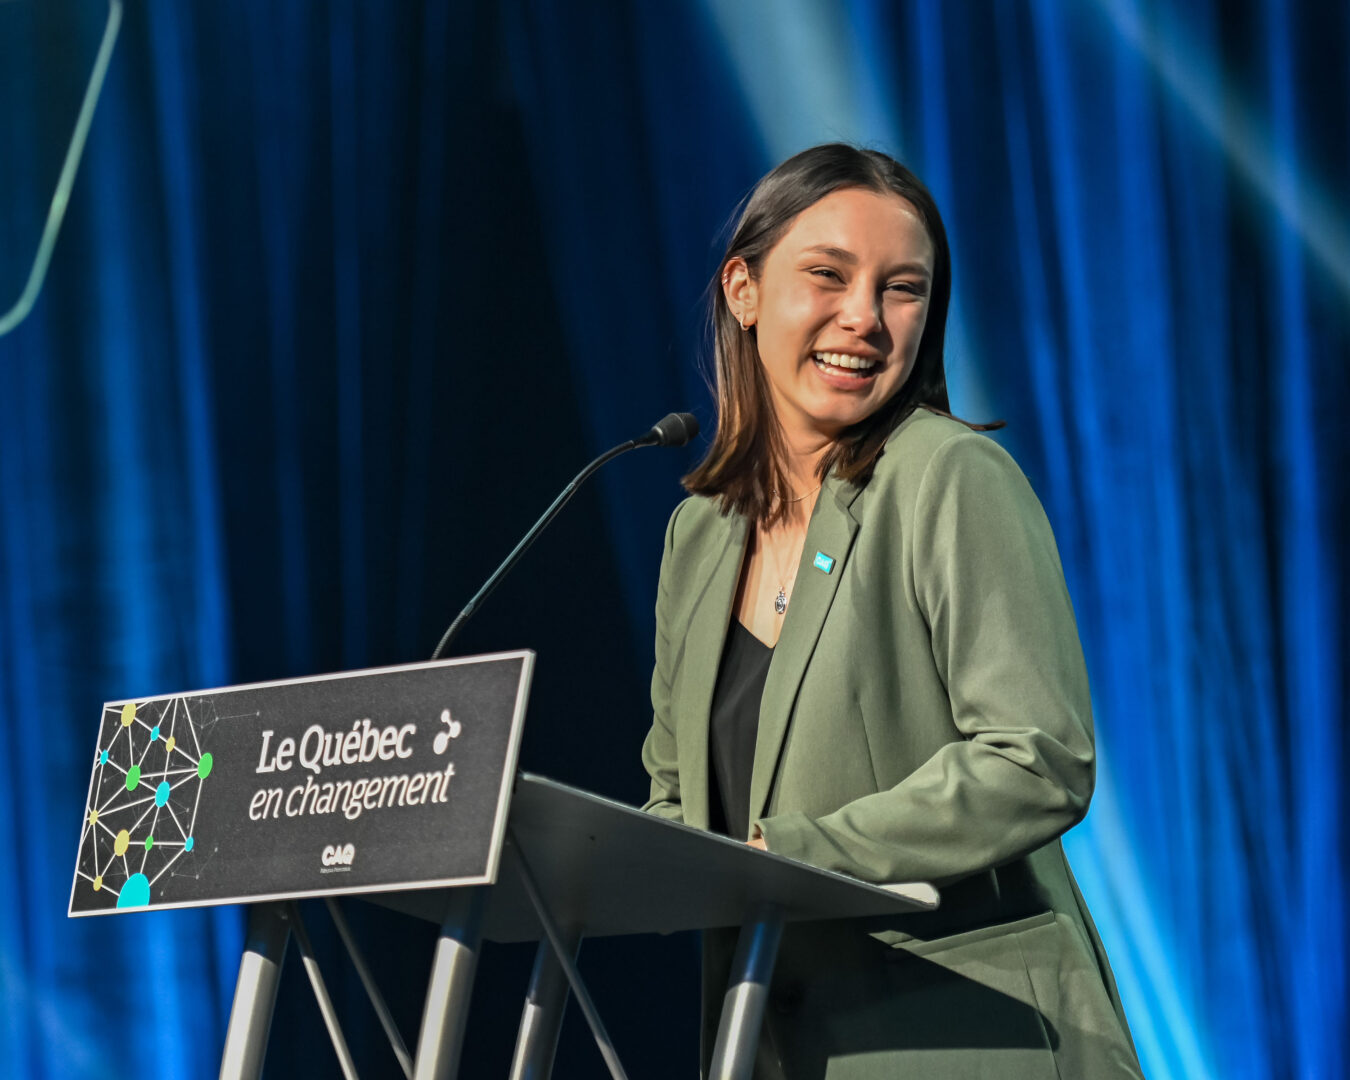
772, 482, 823, 504
763, 484, 819, 614
764, 525, 805, 615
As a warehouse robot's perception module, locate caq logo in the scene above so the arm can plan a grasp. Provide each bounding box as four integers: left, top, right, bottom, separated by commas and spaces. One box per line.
321, 843, 355, 867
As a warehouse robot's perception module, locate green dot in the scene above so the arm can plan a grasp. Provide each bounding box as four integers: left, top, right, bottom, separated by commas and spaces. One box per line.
144, 835, 154, 852
197, 753, 213, 779
125, 765, 141, 791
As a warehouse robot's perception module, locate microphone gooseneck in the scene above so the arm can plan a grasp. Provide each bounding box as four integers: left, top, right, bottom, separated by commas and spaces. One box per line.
430, 411, 701, 661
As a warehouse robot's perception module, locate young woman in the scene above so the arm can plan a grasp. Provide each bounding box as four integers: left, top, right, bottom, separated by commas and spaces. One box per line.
641, 144, 1143, 1079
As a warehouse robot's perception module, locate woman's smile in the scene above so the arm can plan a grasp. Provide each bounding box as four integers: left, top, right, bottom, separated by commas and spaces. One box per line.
810, 350, 884, 387
726, 187, 935, 441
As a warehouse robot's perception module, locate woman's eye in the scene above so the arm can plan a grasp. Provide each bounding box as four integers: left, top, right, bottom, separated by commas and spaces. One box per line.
886, 281, 926, 296
809, 267, 842, 281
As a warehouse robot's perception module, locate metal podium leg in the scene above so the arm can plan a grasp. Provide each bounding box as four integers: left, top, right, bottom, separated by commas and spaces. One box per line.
219, 902, 291, 1080
327, 898, 414, 1079
508, 927, 582, 1080
287, 902, 360, 1080
707, 904, 784, 1080
509, 830, 629, 1080
412, 887, 486, 1080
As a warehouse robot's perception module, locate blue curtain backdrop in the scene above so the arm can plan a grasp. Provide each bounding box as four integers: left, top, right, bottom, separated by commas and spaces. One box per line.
1, 1, 1345, 1078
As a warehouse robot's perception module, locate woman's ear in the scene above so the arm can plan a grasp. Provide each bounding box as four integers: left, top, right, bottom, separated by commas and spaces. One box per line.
721, 257, 757, 329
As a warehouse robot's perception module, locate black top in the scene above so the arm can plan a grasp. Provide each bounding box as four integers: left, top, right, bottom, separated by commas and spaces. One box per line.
707, 620, 774, 839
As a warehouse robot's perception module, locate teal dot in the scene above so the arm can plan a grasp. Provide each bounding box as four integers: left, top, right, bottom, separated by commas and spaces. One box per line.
100, 750, 109, 765
185, 837, 194, 853
125, 765, 141, 791
144, 835, 154, 852
155, 781, 170, 807
151, 724, 161, 740
197, 753, 213, 779
117, 873, 150, 908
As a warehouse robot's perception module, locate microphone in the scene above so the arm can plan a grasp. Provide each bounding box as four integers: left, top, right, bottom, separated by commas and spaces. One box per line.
430, 411, 701, 660
635, 412, 699, 448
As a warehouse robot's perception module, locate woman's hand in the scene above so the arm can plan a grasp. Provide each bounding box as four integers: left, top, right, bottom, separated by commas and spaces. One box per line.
747, 834, 768, 851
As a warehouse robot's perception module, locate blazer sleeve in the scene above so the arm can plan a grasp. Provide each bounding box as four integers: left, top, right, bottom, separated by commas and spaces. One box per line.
640, 501, 686, 823
757, 434, 1096, 886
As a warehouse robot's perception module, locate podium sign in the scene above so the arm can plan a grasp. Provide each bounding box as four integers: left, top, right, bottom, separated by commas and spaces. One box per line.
69, 651, 533, 916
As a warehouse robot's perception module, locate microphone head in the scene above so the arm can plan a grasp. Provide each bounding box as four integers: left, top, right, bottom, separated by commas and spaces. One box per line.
644, 412, 700, 447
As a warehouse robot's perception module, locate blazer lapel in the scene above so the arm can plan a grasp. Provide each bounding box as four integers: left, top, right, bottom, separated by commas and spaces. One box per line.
749, 474, 862, 826
678, 512, 748, 831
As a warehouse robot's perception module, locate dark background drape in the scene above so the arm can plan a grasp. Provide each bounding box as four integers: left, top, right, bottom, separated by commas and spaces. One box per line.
1, 1, 1345, 1077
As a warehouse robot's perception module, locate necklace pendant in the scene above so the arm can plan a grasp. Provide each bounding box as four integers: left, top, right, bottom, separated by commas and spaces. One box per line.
774, 588, 787, 614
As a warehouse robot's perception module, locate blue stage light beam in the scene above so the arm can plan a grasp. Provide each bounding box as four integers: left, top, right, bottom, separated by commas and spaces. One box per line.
1092, 0, 1350, 298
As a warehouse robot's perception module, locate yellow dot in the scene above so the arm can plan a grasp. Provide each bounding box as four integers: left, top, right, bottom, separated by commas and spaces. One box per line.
93, 876, 103, 891
114, 830, 130, 856
121, 703, 136, 728
88, 809, 98, 825
165, 736, 176, 753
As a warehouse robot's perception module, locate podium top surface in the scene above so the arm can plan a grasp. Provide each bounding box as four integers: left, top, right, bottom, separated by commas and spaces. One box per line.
375, 773, 937, 942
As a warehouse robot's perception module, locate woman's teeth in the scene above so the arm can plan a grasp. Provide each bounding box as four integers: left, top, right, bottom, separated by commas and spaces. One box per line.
814, 351, 878, 373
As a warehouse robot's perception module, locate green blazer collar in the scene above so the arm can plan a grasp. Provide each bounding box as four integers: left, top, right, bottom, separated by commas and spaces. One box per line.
679, 509, 747, 830
677, 472, 864, 836
750, 472, 862, 827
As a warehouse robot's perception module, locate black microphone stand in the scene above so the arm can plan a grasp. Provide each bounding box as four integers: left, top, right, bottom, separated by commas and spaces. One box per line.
430, 413, 697, 661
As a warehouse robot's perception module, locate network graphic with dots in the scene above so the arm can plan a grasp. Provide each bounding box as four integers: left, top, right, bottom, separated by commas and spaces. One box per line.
74, 696, 218, 910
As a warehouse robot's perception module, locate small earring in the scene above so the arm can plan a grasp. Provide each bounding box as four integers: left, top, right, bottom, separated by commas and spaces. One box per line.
737, 312, 748, 331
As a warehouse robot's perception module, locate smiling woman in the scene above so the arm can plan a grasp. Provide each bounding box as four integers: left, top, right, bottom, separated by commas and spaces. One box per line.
641, 145, 1144, 1079
684, 145, 981, 533
724, 188, 933, 440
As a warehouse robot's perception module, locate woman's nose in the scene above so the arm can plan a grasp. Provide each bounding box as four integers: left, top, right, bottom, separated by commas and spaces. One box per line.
837, 286, 882, 336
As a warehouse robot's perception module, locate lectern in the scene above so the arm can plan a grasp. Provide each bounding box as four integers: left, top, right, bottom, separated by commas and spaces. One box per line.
221, 773, 938, 1080
67, 655, 937, 1079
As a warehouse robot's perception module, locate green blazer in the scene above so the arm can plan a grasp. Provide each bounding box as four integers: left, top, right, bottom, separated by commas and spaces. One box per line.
642, 408, 1142, 1079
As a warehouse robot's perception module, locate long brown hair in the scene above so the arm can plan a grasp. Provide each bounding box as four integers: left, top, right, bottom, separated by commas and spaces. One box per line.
684, 143, 998, 526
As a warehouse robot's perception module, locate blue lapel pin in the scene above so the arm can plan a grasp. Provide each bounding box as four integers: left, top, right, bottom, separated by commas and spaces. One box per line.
813, 551, 835, 574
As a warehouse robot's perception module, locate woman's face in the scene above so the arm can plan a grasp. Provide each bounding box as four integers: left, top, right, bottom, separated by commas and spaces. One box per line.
726, 187, 935, 443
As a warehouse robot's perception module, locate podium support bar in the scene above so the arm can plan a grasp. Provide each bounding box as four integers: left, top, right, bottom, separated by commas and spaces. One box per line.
510, 928, 581, 1080
708, 904, 784, 1080
510, 831, 630, 1080
219, 903, 290, 1080
413, 886, 486, 1080
327, 898, 414, 1078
